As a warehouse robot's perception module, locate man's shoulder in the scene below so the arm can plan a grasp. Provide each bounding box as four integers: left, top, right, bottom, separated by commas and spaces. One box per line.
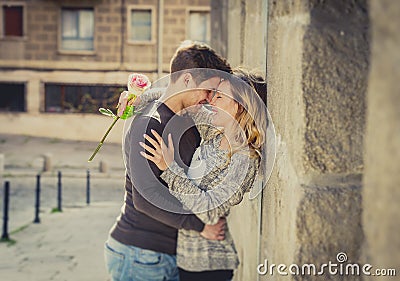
136, 101, 162, 122
132, 101, 164, 131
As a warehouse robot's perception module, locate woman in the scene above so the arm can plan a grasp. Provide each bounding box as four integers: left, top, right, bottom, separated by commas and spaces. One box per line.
139, 68, 268, 281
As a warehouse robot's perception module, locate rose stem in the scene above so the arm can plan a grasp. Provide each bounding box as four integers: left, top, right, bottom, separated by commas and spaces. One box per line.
88, 116, 120, 162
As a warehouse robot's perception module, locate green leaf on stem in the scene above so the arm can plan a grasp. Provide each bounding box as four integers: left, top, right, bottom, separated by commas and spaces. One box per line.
99, 108, 115, 117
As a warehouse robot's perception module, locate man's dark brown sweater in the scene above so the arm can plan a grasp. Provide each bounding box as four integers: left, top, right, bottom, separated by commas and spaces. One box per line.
110, 101, 205, 255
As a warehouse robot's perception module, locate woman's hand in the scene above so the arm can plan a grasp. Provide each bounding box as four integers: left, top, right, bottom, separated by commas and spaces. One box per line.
117, 91, 141, 117
139, 129, 174, 171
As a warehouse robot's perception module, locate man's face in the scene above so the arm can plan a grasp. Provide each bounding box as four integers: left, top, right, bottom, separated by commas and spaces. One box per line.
182, 76, 222, 110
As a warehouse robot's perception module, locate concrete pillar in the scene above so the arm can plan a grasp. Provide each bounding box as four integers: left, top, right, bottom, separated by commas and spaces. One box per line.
0, 154, 4, 177
242, 0, 267, 70
262, 0, 368, 280
226, 0, 245, 66
225, 1, 268, 281
99, 160, 108, 173
43, 153, 52, 172
210, 0, 229, 58
27, 79, 41, 114
363, 0, 400, 276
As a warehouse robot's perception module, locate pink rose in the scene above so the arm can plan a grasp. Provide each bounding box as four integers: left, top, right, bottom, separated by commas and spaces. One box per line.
88, 73, 151, 162
128, 73, 151, 92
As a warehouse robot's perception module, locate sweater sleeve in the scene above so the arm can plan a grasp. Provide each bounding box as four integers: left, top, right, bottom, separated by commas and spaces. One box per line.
188, 106, 222, 141
135, 88, 164, 112
160, 152, 259, 225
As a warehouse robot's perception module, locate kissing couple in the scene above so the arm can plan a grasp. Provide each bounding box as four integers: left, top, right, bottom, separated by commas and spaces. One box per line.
105, 40, 273, 281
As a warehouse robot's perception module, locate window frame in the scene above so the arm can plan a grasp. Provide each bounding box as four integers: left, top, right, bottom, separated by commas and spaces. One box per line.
0, 82, 26, 113
43, 83, 124, 114
186, 7, 211, 45
0, 2, 27, 40
58, 6, 96, 55
127, 5, 156, 45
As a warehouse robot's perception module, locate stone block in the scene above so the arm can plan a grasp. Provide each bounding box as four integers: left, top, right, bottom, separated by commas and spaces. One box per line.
302, 0, 369, 174
295, 178, 363, 281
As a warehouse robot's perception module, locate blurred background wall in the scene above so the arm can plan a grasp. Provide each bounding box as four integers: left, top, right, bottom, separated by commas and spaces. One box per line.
0, 0, 211, 142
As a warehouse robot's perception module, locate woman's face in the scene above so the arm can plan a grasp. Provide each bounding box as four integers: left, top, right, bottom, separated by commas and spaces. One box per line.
209, 81, 239, 128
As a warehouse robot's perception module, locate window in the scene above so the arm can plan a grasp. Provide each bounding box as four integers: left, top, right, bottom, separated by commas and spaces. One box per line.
188, 10, 210, 44
128, 7, 154, 43
61, 8, 94, 51
0, 83, 25, 112
44, 84, 124, 114
2, 4, 24, 37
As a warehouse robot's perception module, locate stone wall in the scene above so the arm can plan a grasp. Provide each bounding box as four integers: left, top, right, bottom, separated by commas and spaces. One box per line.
263, 1, 368, 280
213, 0, 372, 280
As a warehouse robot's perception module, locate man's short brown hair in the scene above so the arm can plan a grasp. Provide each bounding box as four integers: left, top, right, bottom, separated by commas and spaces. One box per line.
170, 40, 232, 84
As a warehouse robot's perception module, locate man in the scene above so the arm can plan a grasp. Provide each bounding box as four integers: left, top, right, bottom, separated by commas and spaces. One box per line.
105, 41, 232, 281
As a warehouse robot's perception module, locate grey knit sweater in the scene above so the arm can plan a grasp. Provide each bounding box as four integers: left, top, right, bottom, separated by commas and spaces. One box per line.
160, 111, 259, 272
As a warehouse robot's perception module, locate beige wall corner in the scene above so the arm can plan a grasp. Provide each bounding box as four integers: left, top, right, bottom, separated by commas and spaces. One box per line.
229, 195, 262, 281
212, 0, 268, 280
363, 0, 400, 274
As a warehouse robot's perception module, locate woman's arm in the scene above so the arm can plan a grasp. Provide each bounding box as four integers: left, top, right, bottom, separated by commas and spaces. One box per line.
134, 88, 164, 111
160, 153, 259, 225
187, 106, 221, 141
139, 130, 259, 225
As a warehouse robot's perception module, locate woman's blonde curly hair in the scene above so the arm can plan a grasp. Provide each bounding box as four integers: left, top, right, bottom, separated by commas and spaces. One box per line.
227, 67, 268, 160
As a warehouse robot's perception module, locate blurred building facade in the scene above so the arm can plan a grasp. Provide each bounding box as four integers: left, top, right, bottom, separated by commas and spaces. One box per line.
0, 0, 210, 142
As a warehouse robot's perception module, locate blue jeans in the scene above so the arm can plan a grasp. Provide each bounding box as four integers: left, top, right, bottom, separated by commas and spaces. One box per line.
104, 236, 179, 281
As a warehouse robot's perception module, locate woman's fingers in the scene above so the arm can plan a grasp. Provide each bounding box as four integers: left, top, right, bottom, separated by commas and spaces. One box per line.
143, 134, 161, 150
139, 142, 157, 156
150, 130, 164, 144
140, 151, 156, 163
117, 91, 129, 117
130, 95, 141, 106
142, 131, 174, 170
167, 134, 174, 153
149, 130, 169, 153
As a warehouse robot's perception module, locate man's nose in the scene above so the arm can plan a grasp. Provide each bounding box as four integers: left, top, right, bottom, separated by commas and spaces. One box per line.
204, 91, 212, 103
207, 89, 217, 103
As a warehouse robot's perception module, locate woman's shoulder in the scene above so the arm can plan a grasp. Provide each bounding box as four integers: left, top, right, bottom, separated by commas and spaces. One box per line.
230, 150, 259, 168
231, 148, 258, 160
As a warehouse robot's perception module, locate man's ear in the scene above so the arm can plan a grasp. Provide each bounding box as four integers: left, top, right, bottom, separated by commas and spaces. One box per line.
183, 72, 192, 87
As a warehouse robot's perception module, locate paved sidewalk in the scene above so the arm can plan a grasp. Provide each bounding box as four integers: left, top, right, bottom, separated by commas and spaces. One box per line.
0, 202, 121, 281
0, 134, 126, 280
0, 133, 125, 177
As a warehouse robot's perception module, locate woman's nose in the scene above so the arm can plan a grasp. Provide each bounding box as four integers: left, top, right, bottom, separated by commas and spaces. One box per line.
207, 89, 218, 102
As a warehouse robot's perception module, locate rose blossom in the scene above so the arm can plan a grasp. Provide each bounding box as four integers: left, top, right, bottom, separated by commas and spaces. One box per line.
128, 73, 151, 91
88, 73, 151, 162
